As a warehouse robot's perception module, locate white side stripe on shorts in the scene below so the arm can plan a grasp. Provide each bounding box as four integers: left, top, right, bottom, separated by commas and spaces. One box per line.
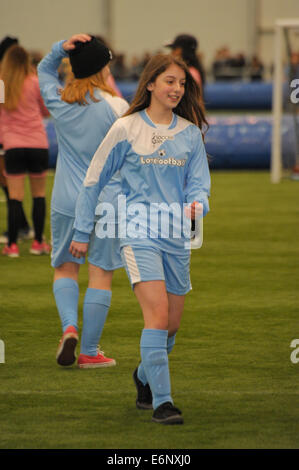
123, 246, 141, 284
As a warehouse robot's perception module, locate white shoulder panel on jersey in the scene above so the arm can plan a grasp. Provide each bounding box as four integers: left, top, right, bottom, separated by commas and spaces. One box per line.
118, 112, 192, 156
98, 90, 129, 118
84, 118, 128, 187
175, 114, 197, 132
84, 110, 198, 188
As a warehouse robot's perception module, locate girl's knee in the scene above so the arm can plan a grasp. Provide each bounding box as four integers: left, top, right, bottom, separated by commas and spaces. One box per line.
88, 264, 113, 289
144, 305, 169, 330
54, 262, 80, 281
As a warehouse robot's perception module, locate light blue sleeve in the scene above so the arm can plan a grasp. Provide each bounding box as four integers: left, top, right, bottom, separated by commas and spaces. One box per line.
73, 124, 130, 242
184, 127, 211, 216
37, 40, 68, 115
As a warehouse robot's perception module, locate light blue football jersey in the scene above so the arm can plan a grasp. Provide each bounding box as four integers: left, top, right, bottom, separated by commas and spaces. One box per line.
73, 110, 211, 254
37, 40, 129, 218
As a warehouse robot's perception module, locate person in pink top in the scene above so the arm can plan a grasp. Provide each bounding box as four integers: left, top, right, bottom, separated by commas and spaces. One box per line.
0, 36, 33, 244
0, 44, 50, 257
165, 34, 207, 237
165, 34, 206, 93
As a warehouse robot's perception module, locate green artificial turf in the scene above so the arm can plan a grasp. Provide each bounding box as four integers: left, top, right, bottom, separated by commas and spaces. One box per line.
0, 170, 299, 449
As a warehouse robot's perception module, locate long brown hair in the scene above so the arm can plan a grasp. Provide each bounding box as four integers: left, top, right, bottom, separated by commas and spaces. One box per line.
60, 63, 117, 105
124, 54, 208, 131
1, 45, 31, 111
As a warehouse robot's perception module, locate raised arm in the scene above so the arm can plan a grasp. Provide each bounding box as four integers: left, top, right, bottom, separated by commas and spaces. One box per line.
37, 34, 91, 112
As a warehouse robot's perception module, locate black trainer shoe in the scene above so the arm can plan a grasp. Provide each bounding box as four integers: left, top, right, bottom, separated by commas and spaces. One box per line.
133, 367, 153, 410
152, 402, 183, 425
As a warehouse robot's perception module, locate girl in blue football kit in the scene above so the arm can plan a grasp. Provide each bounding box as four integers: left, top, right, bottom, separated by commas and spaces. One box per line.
38, 34, 128, 368
70, 54, 210, 423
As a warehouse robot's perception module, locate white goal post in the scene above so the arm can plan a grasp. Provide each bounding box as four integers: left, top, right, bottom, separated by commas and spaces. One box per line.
271, 18, 299, 183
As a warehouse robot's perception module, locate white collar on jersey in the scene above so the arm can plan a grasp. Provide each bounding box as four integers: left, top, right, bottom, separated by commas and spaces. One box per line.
142, 109, 177, 130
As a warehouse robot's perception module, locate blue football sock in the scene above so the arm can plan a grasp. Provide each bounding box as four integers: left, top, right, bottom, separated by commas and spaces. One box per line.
53, 278, 79, 332
140, 328, 172, 410
80, 288, 112, 356
138, 333, 176, 386
167, 334, 176, 355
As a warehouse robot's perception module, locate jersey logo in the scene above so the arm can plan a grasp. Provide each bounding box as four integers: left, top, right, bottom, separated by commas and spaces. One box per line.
140, 155, 186, 167
151, 133, 174, 145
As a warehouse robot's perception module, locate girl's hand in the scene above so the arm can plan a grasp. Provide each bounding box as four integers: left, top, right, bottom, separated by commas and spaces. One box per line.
69, 241, 88, 258
63, 34, 91, 52
184, 201, 203, 220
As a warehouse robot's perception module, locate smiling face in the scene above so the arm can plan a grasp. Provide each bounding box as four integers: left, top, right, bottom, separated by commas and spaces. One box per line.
147, 63, 186, 112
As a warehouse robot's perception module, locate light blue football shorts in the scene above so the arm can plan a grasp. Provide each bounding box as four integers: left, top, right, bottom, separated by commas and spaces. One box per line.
120, 243, 192, 296
51, 210, 123, 270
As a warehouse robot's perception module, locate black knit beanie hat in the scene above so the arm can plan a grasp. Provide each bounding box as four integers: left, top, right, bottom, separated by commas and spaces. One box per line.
69, 36, 112, 79
0, 36, 19, 61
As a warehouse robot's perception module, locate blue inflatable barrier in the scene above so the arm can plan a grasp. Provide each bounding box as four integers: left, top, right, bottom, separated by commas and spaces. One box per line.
205, 115, 297, 169
204, 82, 273, 110
45, 114, 298, 170
205, 116, 272, 169
116, 81, 137, 103
116, 80, 293, 111
116, 80, 275, 110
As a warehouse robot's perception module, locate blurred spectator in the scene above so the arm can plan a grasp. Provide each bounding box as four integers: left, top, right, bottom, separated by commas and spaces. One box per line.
249, 55, 264, 81
127, 55, 143, 80
29, 50, 44, 71
230, 52, 246, 80
287, 51, 299, 80
212, 46, 232, 81
110, 53, 128, 80
140, 51, 152, 69
212, 47, 249, 81
165, 34, 206, 90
